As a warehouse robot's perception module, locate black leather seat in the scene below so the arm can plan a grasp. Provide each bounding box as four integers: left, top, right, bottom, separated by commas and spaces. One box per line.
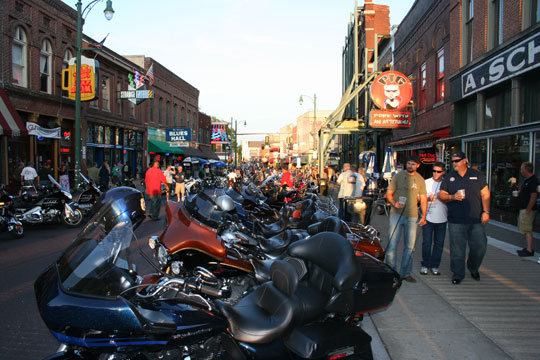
291, 199, 316, 229
287, 232, 359, 323
307, 216, 346, 237
216, 259, 298, 344
256, 206, 292, 237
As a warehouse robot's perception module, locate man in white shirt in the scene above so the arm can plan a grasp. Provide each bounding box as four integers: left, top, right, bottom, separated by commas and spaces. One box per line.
337, 163, 357, 219
21, 161, 39, 186
420, 162, 448, 276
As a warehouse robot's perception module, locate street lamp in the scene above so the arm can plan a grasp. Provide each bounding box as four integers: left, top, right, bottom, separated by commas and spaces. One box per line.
234, 119, 247, 168
298, 94, 317, 166
74, 0, 114, 185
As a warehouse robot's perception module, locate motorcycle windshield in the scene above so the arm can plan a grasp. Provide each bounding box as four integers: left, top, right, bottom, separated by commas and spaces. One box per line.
261, 174, 277, 187
57, 204, 139, 298
48, 174, 68, 192
184, 188, 228, 228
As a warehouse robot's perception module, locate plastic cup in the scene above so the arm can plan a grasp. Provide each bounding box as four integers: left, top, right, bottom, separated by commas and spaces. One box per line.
457, 189, 465, 198
398, 196, 407, 205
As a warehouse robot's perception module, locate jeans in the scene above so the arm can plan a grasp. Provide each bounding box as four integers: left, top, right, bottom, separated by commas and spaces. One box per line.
338, 198, 345, 220
421, 221, 447, 268
448, 223, 487, 280
385, 212, 418, 278
148, 194, 162, 219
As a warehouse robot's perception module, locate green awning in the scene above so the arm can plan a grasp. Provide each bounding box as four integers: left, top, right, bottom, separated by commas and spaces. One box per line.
148, 140, 185, 155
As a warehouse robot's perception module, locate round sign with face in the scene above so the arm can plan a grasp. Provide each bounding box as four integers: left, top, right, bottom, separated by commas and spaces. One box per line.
370, 71, 413, 111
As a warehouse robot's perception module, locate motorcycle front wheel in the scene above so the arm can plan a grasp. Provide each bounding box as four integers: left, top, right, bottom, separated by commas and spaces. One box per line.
62, 208, 83, 227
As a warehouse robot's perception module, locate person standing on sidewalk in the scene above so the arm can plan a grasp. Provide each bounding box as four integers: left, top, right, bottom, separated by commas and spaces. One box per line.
174, 165, 185, 202
337, 163, 357, 220
163, 165, 175, 201
145, 161, 168, 221
439, 151, 490, 285
21, 161, 39, 187
516, 162, 539, 257
385, 155, 427, 283
420, 162, 448, 276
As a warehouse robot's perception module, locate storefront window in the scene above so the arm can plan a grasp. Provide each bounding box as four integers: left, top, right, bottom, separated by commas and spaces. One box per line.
87, 124, 94, 143
453, 98, 476, 136
490, 134, 530, 225
465, 139, 487, 175
521, 70, 540, 124
96, 126, 104, 144
136, 132, 143, 149
484, 85, 511, 130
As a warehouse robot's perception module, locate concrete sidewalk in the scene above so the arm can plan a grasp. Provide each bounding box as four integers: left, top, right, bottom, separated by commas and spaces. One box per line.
327, 183, 540, 360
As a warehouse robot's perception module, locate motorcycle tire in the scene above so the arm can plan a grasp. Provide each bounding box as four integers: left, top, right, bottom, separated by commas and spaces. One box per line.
62, 208, 83, 227
10, 225, 24, 238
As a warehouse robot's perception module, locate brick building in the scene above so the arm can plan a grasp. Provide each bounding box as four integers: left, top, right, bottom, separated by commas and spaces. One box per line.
1, 0, 214, 189
389, 0, 452, 177
443, 0, 540, 228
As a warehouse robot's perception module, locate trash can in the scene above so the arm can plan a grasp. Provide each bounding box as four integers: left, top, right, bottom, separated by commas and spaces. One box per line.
344, 196, 373, 225
318, 178, 328, 196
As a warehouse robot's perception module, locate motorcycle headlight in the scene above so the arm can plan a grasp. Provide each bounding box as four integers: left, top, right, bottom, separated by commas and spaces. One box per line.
140, 197, 146, 212
157, 245, 168, 266
148, 235, 159, 250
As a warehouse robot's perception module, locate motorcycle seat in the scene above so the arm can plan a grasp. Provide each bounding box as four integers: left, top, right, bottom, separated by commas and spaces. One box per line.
215, 259, 298, 344
256, 206, 292, 237
287, 232, 360, 321
307, 216, 346, 237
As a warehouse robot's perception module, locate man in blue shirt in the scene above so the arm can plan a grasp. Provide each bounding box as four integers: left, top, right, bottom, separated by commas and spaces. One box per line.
439, 151, 490, 284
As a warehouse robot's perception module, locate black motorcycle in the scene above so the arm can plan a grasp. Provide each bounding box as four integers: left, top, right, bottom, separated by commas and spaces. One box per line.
71, 172, 102, 217
0, 184, 24, 238
34, 187, 400, 360
14, 175, 83, 227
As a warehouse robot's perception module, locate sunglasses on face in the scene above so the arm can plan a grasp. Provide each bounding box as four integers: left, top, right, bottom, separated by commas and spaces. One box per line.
451, 159, 464, 163
433, 170, 444, 173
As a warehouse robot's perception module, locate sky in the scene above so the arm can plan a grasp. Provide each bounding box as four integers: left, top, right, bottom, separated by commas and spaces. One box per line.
62, 0, 415, 142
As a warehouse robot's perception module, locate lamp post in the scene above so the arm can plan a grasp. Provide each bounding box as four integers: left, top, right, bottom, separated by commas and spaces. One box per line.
298, 94, 317, 166
74, 0, 114, 185
234, 119, 247, 168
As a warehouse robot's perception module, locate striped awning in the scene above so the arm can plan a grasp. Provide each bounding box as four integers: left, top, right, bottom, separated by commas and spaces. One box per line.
0, 89, 27, 136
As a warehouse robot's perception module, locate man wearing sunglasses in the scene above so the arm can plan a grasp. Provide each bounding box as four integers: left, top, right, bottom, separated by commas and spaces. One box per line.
439, 151, 490, 285
420, 162, 448, 276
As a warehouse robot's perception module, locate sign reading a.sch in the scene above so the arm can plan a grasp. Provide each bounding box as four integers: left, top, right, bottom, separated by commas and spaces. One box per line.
166, 128, 191, 142
461, 31, 540, 98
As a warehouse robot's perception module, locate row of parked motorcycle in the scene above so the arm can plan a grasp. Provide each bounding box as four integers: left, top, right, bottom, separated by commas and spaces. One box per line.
34, 172, 401, 359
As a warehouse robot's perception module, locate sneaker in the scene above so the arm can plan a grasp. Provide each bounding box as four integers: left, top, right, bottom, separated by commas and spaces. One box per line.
517, 248, 534, 257
402, 276, 417, 283
452, 278, 461, 285
537, 257, 540, 264
431, 268, 440, 275
420, 266, 428, 275
470, 272, 480, 281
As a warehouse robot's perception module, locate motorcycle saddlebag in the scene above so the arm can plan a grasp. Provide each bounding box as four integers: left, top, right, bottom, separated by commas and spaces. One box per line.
284, 321, 373, 359
353, 252, 401, 314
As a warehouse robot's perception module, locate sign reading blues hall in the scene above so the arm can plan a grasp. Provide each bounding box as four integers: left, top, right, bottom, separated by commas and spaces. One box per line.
166, 128, 191, 142
461, 30, 540, 98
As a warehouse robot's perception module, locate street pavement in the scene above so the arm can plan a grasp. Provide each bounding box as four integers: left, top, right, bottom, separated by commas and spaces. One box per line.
328, 182, 540, 360
2, 185, 539, 360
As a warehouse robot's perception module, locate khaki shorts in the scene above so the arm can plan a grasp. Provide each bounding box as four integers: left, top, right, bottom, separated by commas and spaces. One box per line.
175, 182, 185, 195
518, 209, 537, 233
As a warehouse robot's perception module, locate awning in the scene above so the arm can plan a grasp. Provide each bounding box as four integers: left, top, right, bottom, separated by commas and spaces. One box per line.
182, 146, 204, 158
0, 89, 27, 136
198, 145, 219, 160
389, 128, 451, 151
148, 139, 184, 155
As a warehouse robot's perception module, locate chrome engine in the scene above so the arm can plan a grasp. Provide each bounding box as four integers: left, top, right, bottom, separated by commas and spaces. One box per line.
15, 207, 60, 224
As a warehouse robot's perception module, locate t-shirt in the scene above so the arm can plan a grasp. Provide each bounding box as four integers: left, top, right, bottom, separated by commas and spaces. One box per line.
517, 175, 540, 210
354, 173, 366, 197
281, 171, 293, 188
440, 168, 488, 224
337, 170, 358, 198
145, 167, 167, 196
164, 169, 174, 183
21, 166, 38, 180
425, 177, 448, 223
388, 170, 426, 218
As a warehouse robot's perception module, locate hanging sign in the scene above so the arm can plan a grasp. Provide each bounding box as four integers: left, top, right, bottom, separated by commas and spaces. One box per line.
369, 70, 412, 128
26, 123, 61, 139
62, 56, 99, 101
166, 128, 191, 142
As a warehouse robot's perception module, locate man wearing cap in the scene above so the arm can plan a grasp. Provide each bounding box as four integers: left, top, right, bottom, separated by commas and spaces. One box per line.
439, 151, 490, 285
385, 155, 427, 283
21, 161, 39, 187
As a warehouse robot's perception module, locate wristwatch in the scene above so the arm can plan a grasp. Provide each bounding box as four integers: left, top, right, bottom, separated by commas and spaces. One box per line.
483, 211, 490, 214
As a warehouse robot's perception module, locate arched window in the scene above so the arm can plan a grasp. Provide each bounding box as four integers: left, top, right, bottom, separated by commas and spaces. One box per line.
173, 104, 177, 127
181, 107, 185, 126
158, 98, 163, 125
62, 49, 73, 97
12, 26, 28, 87
166, 100, 170, 126
187, 110, 191, 129
40, 39, 53, 93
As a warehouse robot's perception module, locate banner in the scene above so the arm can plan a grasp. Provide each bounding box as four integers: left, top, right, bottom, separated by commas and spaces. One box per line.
26, 123, 61, 139
166, 128, 191, 142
